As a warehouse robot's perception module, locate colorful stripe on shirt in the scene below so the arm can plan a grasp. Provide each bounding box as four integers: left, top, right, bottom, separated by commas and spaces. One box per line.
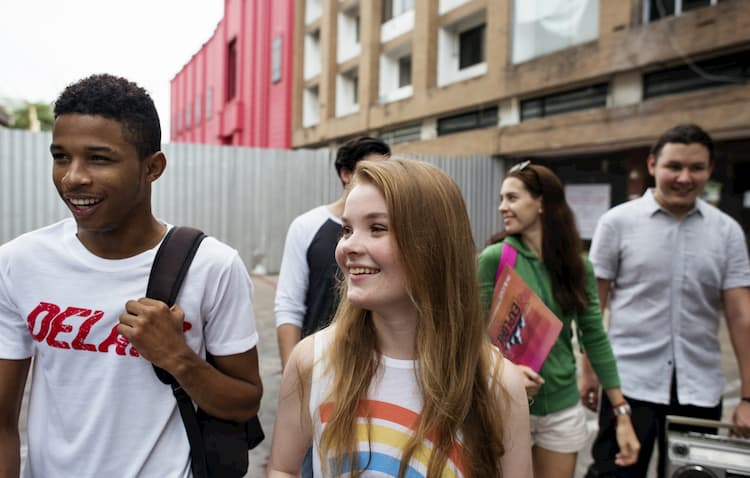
319, 400, 466, 477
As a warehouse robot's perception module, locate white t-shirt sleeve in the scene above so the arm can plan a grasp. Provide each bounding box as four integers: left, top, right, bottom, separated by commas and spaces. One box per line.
274, 214, 312, 329
201, 246, 259, 356
0, 245, 33, 359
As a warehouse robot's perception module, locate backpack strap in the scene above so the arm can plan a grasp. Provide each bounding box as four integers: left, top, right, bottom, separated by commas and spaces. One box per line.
147, 226, 209, 478
495, 241, 518, 283
147, 226, 206, 309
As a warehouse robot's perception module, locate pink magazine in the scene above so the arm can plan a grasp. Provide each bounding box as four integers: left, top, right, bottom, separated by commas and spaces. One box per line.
487, 265, 563, 372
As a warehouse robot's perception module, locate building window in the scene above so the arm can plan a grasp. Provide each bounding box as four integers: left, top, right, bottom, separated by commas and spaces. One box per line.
352, 75, 359, 105
437, 106, 498, 136
643, 49, 750, 99
512, 0, 599, 64
272, 35, 283, 83
305, 0, 322, 24
459, 24, 485, 70
382, 0, 415, 23
380, 0, 415, 42
379, 123, 422, 144
398, 55, 412, 88
337, 6, 361, 63
227, 38, 238, 101
303, 85, 320, 127
645, 0, 719, 22
520, 83, 608, 121
194, 95, 201, 125
379, 43, 413, 103
336, 68, 359, 117
205, 87, 213, 120
440, 0, 471, 14
437, 10, 488, 87
352, 74, 359, 106
304, 29, 321, 79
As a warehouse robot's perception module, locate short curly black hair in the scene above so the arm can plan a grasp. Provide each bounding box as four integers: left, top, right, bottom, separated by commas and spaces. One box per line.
53, 74, 161, 159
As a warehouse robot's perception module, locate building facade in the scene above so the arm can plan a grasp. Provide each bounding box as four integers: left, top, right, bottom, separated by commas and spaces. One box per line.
171, 0, 295, 147
293, 0, 750, 240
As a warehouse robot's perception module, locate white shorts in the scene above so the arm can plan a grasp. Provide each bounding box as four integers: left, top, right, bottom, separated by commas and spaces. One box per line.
529, 403, 588, 453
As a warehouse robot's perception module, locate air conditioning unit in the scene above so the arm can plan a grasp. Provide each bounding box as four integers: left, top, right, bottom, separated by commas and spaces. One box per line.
667, 416, 750, 478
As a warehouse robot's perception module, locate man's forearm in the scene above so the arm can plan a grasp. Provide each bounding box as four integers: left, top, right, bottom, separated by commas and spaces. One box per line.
0, 358, 30, 478
730, 325, 750, 397
167, 348, 263, 422
724, 288, 750, 437
724, 288, 750, 396
0, 431, 21, 478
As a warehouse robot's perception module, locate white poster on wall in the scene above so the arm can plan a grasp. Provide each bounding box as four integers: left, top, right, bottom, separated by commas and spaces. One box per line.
565, 184, 611, 240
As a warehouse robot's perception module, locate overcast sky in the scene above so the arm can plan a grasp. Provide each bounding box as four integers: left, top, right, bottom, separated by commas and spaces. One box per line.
0, 0, 224, 142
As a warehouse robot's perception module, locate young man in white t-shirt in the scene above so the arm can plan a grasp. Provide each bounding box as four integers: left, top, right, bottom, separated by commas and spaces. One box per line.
0, 74, 263, 478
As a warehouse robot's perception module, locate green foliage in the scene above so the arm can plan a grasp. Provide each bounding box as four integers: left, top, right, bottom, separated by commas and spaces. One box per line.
12, 102, 54, 131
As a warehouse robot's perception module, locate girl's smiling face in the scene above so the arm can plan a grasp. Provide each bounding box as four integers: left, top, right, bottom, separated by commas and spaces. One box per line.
335, 182, 412, 317
498, 177, 543, 236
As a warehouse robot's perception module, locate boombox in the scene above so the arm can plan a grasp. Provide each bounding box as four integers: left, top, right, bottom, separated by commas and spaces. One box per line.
667, 415, 750, 478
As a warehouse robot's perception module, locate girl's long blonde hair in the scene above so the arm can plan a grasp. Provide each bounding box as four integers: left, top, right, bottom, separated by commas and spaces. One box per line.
319, 158, 508, 477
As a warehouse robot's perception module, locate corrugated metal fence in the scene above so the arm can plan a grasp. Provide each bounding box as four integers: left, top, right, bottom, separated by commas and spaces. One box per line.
0, 129, 504, 273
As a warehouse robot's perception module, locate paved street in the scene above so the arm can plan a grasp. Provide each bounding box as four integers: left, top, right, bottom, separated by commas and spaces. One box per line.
246, 274, 282, 477
19, 274, 741, 478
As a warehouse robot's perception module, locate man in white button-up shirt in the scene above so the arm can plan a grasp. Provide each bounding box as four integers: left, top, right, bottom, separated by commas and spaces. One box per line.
582, 124, 750, 478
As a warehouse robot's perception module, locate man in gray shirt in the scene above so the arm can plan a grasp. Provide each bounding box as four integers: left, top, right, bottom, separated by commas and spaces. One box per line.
583, 124, 750, 478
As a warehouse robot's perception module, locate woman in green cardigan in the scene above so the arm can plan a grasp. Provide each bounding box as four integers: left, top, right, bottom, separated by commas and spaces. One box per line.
478, 162, 639, 478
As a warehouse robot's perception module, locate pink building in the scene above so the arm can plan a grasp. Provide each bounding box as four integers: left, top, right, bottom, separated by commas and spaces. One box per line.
171, 0, 294, 147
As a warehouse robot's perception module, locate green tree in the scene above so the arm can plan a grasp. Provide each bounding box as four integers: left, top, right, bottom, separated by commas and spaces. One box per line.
12, 102, 54, 131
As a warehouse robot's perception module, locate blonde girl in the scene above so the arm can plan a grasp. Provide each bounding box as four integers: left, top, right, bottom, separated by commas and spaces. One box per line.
268, 158, 531, 477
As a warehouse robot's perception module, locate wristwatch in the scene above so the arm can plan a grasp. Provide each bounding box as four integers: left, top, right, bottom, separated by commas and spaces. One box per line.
612, 402, 632, 417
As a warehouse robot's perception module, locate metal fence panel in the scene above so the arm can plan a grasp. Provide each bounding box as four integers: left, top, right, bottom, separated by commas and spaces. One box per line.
1, 130, 503, 273
0, 130, 69, 241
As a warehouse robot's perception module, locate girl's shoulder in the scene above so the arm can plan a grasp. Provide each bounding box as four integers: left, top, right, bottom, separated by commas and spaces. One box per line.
489, 353, 528, 419
478, 241, 505, 263
287, 333, 317, 374
486, 347, 523, 393
498, 357, 525, 395
288, 323, 337, 376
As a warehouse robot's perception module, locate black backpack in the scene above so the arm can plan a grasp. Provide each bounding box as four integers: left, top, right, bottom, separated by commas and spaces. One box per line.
147, 226, 264, 478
